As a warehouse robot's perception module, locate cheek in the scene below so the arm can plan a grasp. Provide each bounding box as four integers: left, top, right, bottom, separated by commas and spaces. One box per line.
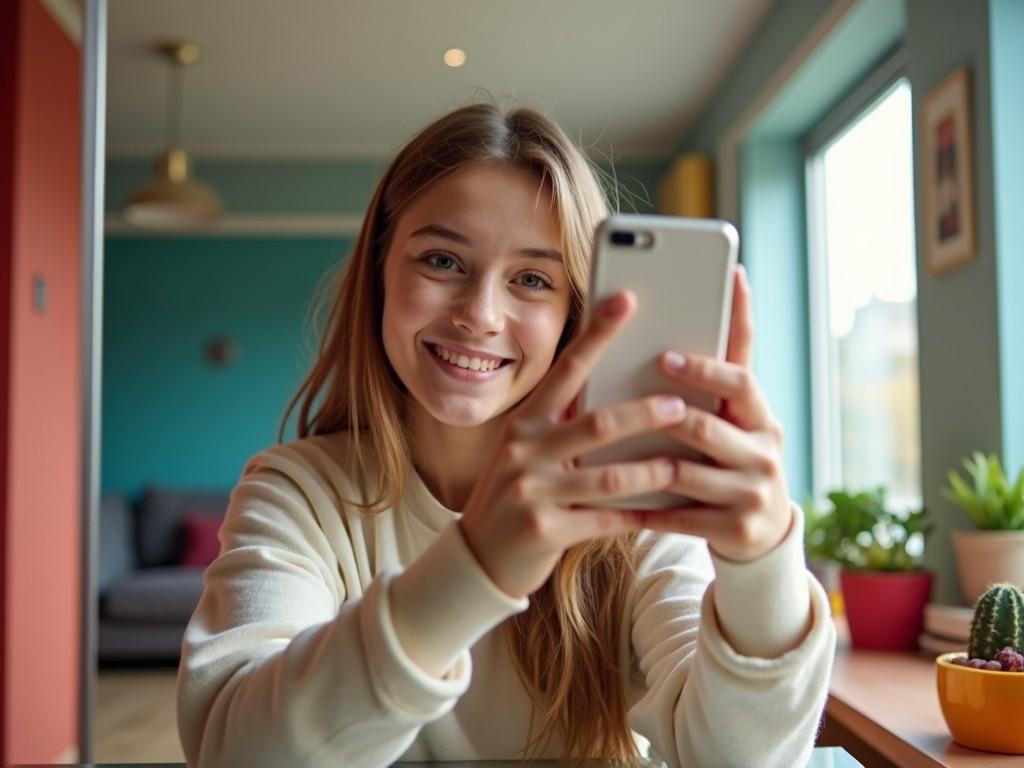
517, 301, 570, 369
383, 272, 445, 343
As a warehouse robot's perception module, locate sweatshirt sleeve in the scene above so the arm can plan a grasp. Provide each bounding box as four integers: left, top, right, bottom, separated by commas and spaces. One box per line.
626, 508, 836, 768
176, 452, 525, 768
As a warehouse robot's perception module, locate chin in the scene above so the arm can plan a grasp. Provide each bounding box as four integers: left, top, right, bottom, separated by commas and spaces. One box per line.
426, 395, 507, 428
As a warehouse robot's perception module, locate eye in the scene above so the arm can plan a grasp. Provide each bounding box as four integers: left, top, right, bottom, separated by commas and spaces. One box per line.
421, 251, 462, 272
515, 271, 554, 291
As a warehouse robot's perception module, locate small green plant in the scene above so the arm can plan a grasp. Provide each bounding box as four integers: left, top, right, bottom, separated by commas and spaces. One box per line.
944, 452, 1024, 531
803, 487, 931, 572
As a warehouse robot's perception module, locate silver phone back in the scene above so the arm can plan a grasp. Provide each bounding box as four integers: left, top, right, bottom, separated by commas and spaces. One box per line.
578, 214, 738, 509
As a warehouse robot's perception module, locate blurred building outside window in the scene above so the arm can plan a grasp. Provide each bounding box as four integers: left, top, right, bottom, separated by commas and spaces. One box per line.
807, 78, 923, 536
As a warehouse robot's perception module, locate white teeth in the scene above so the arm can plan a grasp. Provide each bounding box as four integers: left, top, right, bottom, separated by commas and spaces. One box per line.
431, 345, 502, 372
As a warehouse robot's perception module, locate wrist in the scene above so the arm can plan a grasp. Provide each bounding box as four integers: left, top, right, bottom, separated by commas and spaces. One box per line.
456, 519, 554, 599
709, 500, 795, 564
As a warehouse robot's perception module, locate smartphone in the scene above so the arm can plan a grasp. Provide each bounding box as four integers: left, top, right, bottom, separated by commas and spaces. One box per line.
578, 214, 738, 509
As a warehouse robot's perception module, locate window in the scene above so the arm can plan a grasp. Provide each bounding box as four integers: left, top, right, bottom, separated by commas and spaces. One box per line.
806, 75, 921, 510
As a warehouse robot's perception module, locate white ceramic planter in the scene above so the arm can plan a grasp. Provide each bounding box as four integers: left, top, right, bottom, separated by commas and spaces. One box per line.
951, 529, 1024, 604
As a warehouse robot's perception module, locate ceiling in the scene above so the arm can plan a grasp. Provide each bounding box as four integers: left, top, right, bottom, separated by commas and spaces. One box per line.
106, 0, 775, 161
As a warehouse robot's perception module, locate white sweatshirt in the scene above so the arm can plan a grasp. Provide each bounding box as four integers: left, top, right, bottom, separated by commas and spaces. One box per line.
177, 432, 836, 768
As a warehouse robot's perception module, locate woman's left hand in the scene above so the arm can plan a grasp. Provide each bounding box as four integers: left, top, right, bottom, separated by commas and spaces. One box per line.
640, 265, 793, 562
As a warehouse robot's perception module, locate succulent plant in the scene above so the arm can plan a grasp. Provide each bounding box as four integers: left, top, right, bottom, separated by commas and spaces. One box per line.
943, 452, 1024, 530
968, 582, 1024, 662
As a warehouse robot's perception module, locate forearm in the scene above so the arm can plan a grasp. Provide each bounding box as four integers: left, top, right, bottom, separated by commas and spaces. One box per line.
390, 522, 528, 678
179, 571, 464, 768
181, 521, 528, 768
710, 501, 814, 658
629, 574, 835, 768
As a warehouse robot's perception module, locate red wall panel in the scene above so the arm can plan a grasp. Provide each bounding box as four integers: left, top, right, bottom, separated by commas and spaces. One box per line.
1, 0, 82, 762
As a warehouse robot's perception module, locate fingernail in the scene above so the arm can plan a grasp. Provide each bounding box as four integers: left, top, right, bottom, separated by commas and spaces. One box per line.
664, 351, 686, 370
602, 292, 628, 319
657, 396, 685, 419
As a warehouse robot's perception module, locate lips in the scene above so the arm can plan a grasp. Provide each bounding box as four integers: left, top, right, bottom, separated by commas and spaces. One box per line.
426, 341, 513, 372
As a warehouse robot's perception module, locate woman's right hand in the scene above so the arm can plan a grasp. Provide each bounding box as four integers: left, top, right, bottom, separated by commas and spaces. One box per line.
458, 290, 688, 598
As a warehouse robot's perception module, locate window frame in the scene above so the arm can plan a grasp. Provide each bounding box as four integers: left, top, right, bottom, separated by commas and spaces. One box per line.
802, 46, 918, 504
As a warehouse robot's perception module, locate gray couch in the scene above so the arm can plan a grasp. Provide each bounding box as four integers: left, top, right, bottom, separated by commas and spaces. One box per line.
99, 488, 230, 663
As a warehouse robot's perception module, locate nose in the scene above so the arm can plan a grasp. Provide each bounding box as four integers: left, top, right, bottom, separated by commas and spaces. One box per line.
451, 276, 505, 337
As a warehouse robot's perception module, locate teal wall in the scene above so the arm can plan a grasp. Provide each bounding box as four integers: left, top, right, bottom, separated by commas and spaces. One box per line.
680, 0, 1021, 604
739, 141, 812, 499
905, 0, 1001, 604
102, 157, 663, 500
102, 236, 347, 497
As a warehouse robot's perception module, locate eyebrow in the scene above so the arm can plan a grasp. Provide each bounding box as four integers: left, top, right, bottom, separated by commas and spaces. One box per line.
409, 224, 563, 263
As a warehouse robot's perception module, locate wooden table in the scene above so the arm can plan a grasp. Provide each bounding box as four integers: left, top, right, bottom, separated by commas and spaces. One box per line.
826, 621, 1024, 767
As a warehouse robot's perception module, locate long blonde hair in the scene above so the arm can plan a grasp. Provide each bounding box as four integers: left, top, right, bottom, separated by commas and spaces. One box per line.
279, 103, 639, 762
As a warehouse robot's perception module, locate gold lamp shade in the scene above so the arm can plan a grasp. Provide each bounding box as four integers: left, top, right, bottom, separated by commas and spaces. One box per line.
123, 148, 222, 228
122, 42, 222, 228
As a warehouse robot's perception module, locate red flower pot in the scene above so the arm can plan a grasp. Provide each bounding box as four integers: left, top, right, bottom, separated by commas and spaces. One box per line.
839, 569, 934, 651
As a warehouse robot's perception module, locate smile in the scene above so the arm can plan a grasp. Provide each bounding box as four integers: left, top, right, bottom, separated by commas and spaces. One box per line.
425, 342, 513, 380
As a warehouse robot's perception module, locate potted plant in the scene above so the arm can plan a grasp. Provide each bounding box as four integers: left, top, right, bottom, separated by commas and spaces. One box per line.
936, 582, 1024, 753
943, 452, 1024, 604
804, 487, 933, 651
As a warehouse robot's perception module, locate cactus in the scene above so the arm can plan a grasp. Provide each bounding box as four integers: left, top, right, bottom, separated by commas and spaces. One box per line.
968, 583, 1024, 661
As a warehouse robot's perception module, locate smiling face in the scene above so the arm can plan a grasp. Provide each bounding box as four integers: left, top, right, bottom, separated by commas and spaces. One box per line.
381, 162, 571, 428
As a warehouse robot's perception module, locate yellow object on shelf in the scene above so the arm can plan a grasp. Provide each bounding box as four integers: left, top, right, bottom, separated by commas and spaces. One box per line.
657, 154, 714, 218
830, 589, 844, 617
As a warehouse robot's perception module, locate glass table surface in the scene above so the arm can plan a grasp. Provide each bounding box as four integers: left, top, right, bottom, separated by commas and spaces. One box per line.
6, 746, 863, 767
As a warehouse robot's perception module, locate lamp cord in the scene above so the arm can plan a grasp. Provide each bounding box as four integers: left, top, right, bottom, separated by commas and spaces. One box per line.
166, 61, 182, 148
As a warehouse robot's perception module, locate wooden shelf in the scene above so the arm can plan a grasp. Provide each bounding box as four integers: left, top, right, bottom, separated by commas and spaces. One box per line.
826, 620, 1024, 767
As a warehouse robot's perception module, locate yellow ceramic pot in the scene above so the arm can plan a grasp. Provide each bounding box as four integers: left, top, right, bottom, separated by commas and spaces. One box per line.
936, 652, 1024, 754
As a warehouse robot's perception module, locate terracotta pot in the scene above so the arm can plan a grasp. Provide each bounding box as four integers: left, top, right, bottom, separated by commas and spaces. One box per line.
839, 569, 933, 651
951, 529, 1024, 605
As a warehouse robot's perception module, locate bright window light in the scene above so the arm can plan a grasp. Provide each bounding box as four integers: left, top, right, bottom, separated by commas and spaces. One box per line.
809, 79, 922, 511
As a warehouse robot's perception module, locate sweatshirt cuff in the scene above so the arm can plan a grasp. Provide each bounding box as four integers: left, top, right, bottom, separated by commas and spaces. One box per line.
388, 521, 529, 679
709, 501, 813, 658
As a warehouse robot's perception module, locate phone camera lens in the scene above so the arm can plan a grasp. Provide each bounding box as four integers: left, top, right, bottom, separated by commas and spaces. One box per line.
610, 231, 636, 246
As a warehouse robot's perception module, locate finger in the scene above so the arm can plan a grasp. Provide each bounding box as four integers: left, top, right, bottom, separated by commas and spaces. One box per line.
550, 506, 646, 546
521, 291, 636, 423
660, 353, 772, 430
667, 460, 768, 508
664, 407, 776, 470
538, 457, 677, 504
538, 394, 686, 462
640, 505, 748, 539
726, 264, 754, 369
662, 354, 755, 401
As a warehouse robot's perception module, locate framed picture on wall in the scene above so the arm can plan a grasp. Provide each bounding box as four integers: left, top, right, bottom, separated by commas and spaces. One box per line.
921, 66, 975, 275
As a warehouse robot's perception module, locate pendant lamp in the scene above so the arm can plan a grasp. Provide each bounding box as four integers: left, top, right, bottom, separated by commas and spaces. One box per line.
122, 41, 222, 228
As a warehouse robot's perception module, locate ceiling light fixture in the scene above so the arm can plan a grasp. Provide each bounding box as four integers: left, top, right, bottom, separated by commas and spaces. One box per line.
122, 41, 222, 228
443, 48, 466, 68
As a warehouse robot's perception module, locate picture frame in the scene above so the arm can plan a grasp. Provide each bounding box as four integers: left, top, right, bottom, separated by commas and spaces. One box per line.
921, 66, 975, 275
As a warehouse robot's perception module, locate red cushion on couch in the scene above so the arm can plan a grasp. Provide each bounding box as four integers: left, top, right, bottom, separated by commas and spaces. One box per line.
180, 514, 223, 567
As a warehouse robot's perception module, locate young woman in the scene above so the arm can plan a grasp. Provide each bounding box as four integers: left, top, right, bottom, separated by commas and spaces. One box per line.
177, 103, 836, 768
